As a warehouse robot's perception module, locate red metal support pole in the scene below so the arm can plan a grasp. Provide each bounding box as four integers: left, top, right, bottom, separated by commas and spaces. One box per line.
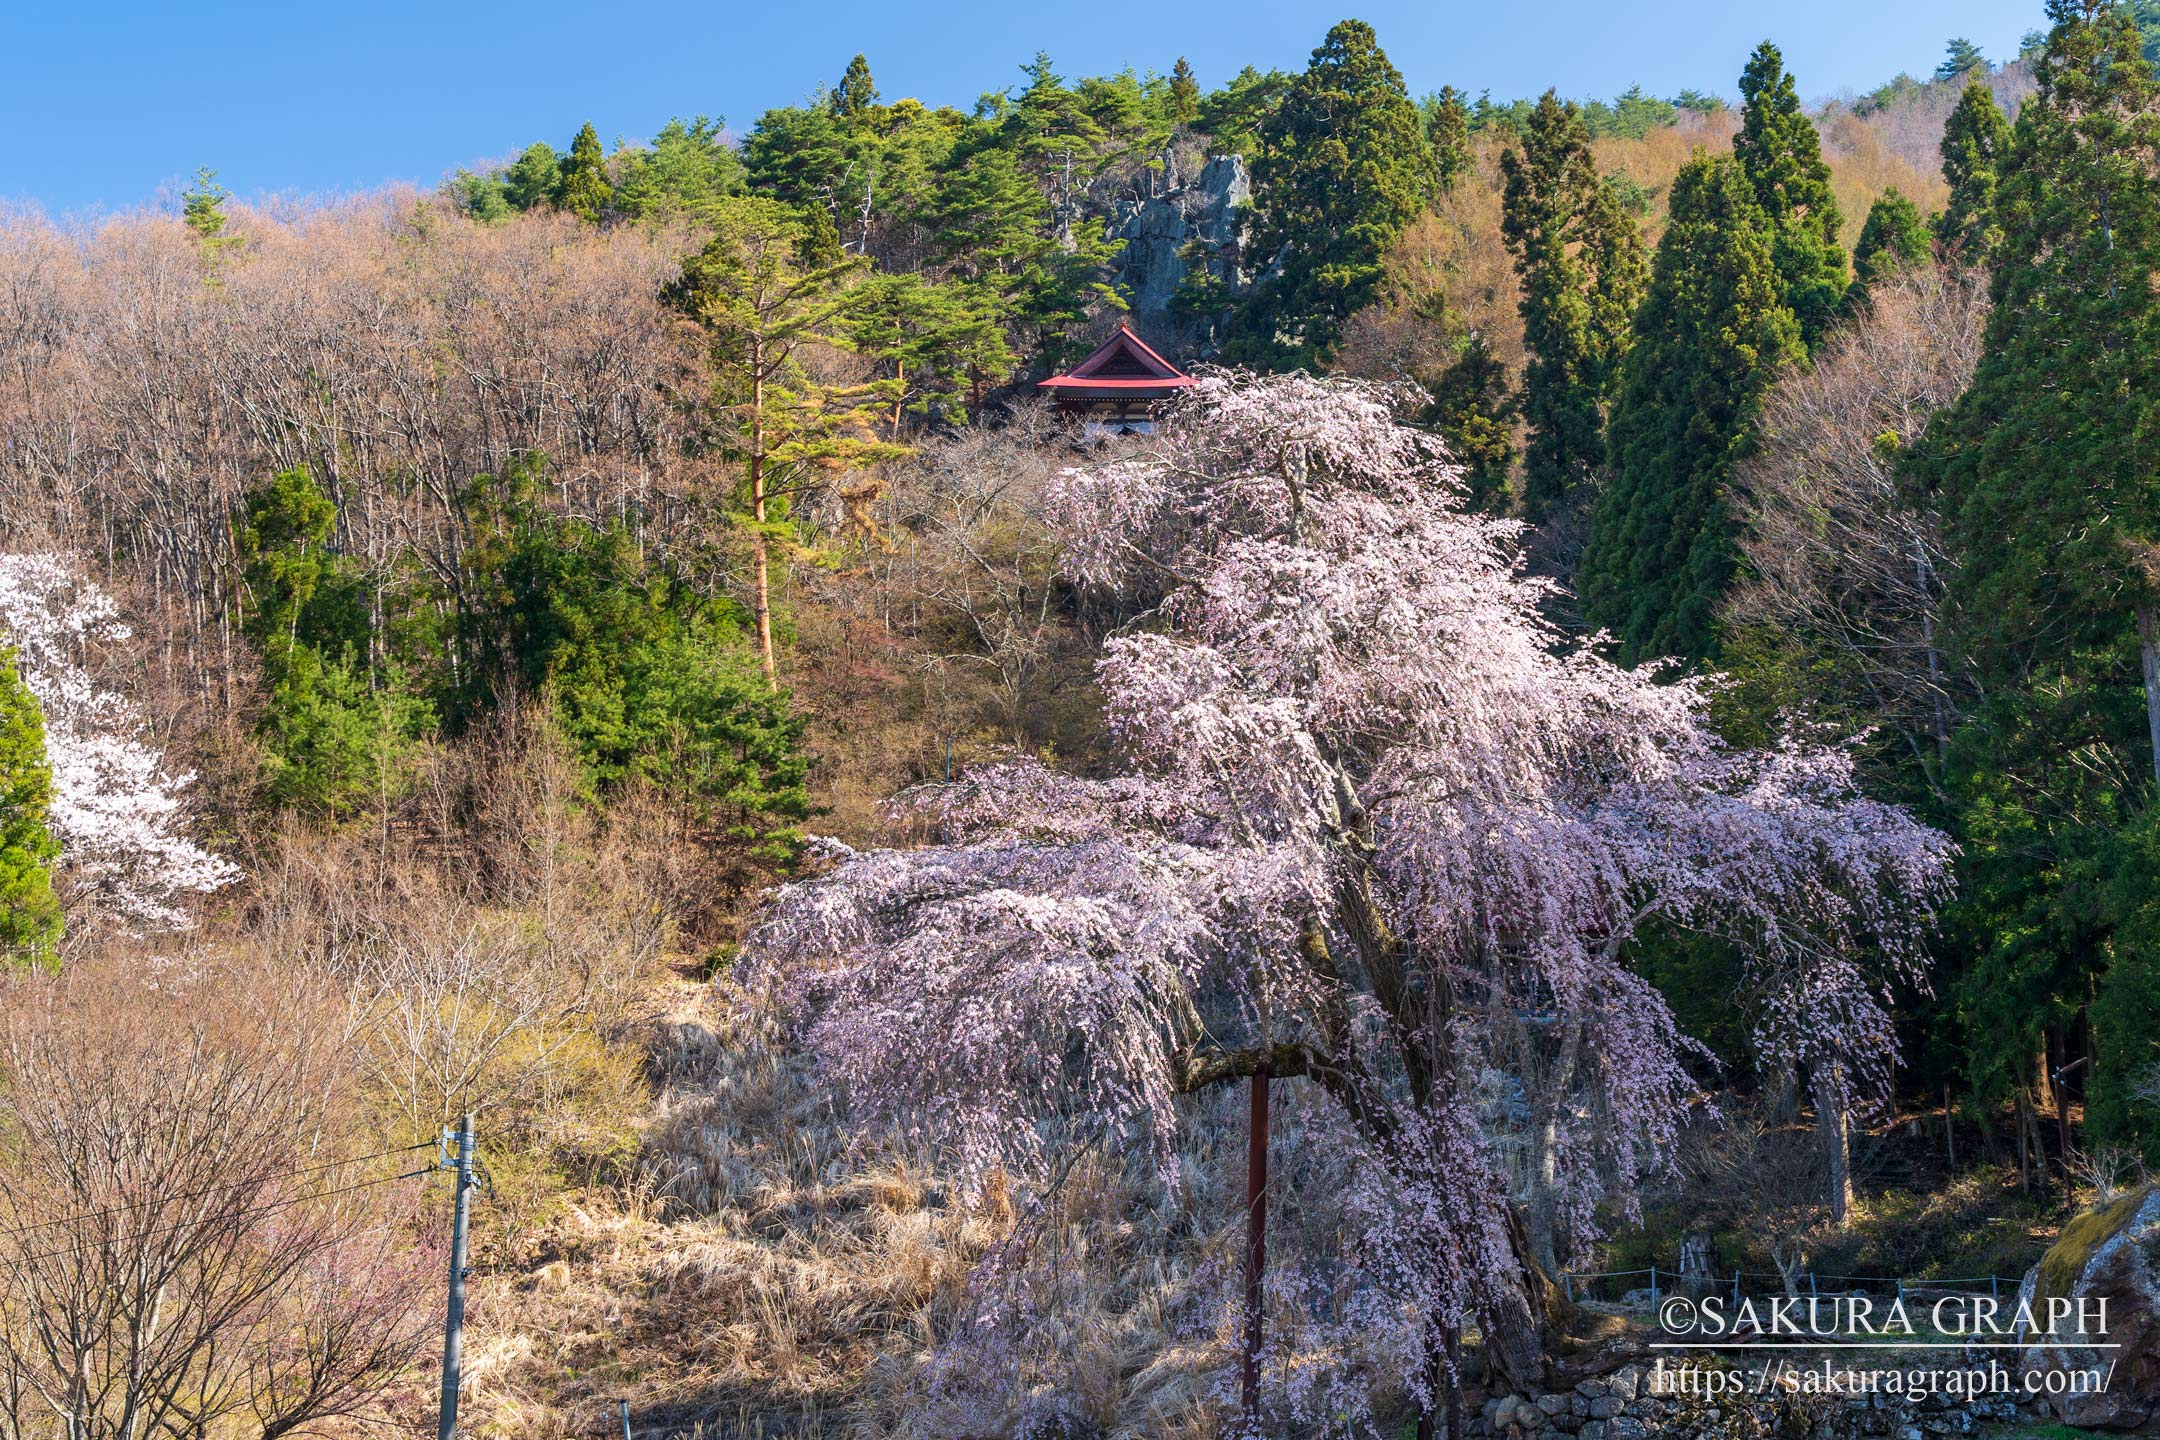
1241, 1064, 1271, 1425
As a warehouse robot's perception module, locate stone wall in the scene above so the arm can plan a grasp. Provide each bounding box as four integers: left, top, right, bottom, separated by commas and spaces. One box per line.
1472, 1363, 2038, 1440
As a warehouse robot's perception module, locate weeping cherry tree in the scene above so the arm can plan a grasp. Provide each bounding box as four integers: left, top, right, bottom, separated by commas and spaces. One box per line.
743, 373, 1951, 1429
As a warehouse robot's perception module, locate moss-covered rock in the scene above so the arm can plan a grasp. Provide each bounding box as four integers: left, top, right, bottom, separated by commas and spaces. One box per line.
2015, 1186, 2160, 1429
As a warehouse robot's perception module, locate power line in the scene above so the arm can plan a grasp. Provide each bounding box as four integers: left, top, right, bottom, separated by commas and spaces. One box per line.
1, 1164, 434, 1269
0, 1139, 436, 1244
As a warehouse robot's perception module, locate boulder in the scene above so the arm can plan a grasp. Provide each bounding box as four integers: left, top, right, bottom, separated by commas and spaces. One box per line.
2015, 1184, 2160, 1428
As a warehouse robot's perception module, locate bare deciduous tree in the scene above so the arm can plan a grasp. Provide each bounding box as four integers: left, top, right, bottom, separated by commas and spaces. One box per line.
0, 953, 433, 1440
1727, 265, 1990, 781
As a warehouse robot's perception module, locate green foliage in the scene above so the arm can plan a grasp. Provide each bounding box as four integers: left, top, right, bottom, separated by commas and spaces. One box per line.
1580, 84, 1677, 140
847, 272, 1013, 429
833, 54, 880, 119
1581, 150, 1801, 666
2089, 808, 2160, 1156
239, 468, 434, 818
1226, 20, 1430, 370
1923, 0, 2160, 1138
1419, 333, 1517, 512
1736, 41, 1848, 347
502, 142, 563, 212
1848, 186, 1933, 301
611, 118, 746, 222
1853, 73, 1930, 118
1928, 0, 2160, 700
1937, 37, 1992, 81
182, 167, 233, 242
1426, 85, 1471, 197
181, 167, 242, 267
461, 465, 808, 859
1168, 57, 1200, 127
0, 646, 61, 969
1501, 91, 1648, 520
557, 122, 613, 222
1937, 78, 2012, 260
1193, 66, 1290, 156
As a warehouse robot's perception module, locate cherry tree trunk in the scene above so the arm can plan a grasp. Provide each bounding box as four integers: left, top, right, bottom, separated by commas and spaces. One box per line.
1814, 1061, 1852, 1226
1526, 1116, 1562, 1276
1479, 1207, 1562, 1397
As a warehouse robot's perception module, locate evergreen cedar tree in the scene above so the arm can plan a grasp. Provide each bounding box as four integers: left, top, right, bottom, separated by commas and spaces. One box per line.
1919, 0, 2160, 1148
0, 644, 61, 967
238, 466, 434, 820
1580, 151, 1802, 668
1500, 92, 1647, 523
1228, 20, 1431, 370
1169, 57, 1200, 127
1427, 85, 1472, 197
1735, 42, 1849, 349
833, 53, 879, 118
1937, 77, 2013, 260
557, 122, 613, 221
744, 373, 1951, 1422
1848, 186, 1933, 301
1421, 333, 1518, 513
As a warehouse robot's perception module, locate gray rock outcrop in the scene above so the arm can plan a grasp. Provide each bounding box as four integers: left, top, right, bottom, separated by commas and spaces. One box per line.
1108, 153, 1249, 348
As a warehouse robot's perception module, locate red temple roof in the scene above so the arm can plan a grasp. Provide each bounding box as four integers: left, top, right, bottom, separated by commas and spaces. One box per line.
1037, 321, 1194, 396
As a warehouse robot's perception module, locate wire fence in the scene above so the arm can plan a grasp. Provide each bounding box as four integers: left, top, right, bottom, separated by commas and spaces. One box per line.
1557, 1264, 2021, 1308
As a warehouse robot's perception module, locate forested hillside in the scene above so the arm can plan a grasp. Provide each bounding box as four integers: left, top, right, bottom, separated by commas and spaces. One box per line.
1, 3, 2158, 1437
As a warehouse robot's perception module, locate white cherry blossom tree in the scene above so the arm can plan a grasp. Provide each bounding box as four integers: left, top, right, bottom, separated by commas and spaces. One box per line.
0, 554, 239, 931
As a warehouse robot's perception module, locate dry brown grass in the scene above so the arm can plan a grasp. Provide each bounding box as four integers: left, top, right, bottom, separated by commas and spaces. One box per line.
442, 962, 1295, 1440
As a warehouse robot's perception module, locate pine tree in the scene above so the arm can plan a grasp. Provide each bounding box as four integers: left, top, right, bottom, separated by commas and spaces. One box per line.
1501, 91, 1647, 521
1169, 57, 1201, 127
0, 644, 61, 968
1937, 77, 2012, 260
1428, 85, 1471, 197
557, 122, 613, 222
1937, 36, 1992, 80
1580, 151, 1802, 666
1735, 42, 1848, 347
1848, 186, 1933, 302
667, 199, 908, 685
1228, 20, 1430, 369
833, 54, 880, 120
848, 272, 1014, 433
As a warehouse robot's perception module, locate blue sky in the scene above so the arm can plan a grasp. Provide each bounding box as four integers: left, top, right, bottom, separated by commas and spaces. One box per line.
2, 1, 2045, 216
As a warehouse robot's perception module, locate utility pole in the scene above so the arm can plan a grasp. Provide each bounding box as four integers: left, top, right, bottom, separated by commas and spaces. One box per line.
438, 1113, 475, 1440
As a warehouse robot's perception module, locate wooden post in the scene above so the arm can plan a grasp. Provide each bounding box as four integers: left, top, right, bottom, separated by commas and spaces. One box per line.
1241, 1065, 1270, 1424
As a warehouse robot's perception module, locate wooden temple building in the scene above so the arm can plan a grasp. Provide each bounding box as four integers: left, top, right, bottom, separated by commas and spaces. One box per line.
1036, 322, 1193, 437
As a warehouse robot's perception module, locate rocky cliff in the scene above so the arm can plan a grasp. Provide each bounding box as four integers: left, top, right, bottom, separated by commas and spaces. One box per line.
1107, 153, 1250, 353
